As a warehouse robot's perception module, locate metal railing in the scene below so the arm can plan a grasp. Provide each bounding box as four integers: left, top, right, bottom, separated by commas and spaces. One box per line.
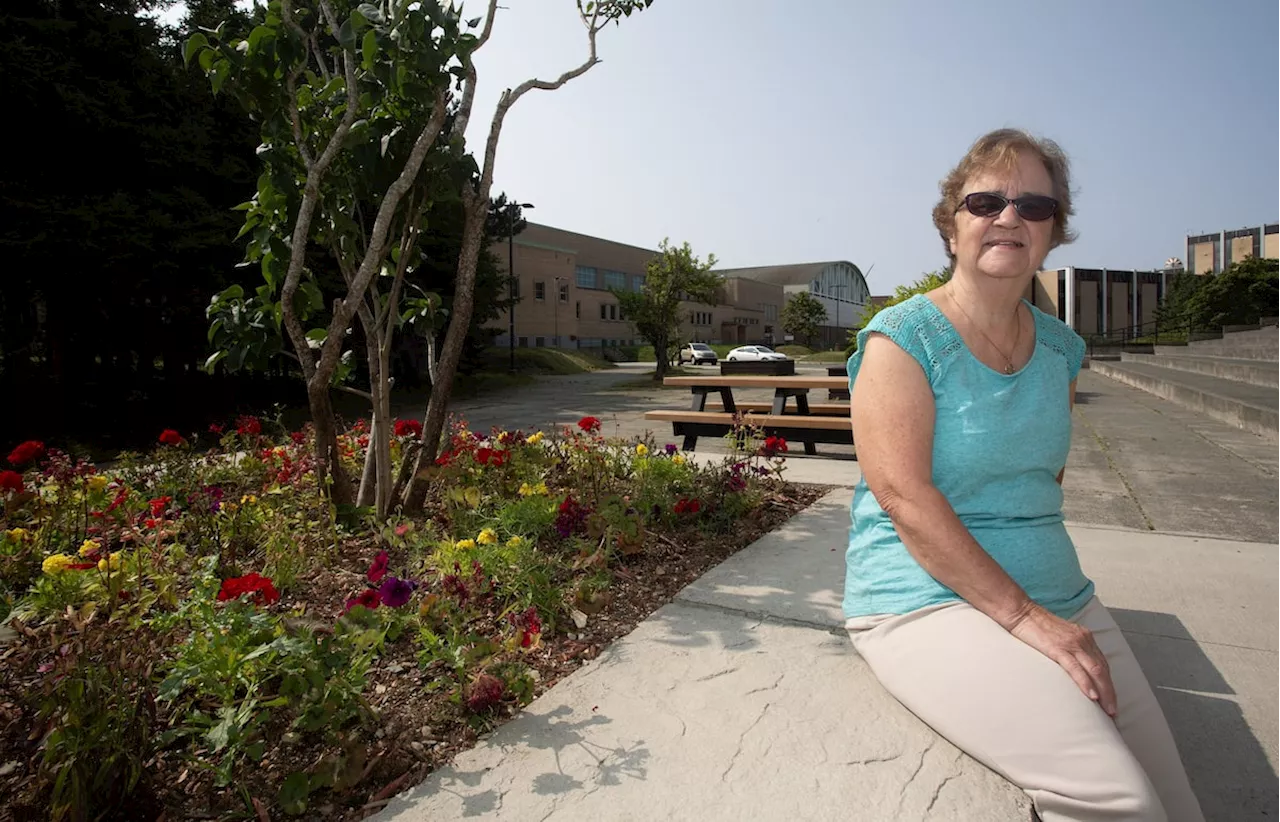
1083, 317, 1217, 356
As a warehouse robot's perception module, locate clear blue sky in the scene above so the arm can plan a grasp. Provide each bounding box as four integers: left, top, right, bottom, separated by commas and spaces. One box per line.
164, 0, 1278, 293
465, 0, 1278, 291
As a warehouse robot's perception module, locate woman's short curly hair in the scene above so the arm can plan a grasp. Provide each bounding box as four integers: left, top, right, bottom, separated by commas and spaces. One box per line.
932, 128, 1077, 261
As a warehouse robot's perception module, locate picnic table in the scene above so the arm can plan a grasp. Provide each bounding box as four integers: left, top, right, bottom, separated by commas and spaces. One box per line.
646, 375, 853, 455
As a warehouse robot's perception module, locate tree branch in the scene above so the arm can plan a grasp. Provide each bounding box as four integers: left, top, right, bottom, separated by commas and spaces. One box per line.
279, 0, 362, 382
450, 0, 499, 143
313, 85, 451, 385
280, 0, 314, 169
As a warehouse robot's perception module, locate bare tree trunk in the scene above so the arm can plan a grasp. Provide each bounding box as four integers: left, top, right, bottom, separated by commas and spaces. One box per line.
307, 380, 353, 505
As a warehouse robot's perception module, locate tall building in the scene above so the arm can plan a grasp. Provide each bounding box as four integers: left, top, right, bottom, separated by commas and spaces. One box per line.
490, 223, 842, 349
715, 262, 870, 349
1185, 223, 1279, 275
1031, 268, 1168, 337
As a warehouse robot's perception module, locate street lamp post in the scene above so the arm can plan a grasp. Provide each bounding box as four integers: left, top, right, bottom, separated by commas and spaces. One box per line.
507, 202, 535, 373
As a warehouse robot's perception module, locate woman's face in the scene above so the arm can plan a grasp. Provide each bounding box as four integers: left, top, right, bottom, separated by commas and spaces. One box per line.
949, 151, 1056, 282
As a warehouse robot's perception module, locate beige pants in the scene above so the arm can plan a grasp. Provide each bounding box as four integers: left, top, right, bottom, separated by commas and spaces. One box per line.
846, 597, 1204, 822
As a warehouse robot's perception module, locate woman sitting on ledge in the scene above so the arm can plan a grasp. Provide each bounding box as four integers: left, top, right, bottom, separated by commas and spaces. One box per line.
844, 128, 1203, 822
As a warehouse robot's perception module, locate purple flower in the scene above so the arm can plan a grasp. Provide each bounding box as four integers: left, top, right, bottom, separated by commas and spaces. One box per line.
378, 576, 415, 608
664, 444, 678, 456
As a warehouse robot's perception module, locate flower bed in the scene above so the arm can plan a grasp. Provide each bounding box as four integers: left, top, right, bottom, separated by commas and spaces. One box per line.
0, 416, 823, 820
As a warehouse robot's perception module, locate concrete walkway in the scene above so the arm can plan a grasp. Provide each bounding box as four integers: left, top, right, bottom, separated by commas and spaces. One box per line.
375, 367, 1278, 821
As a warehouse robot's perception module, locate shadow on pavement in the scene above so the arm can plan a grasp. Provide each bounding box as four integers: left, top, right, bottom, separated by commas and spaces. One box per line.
1110, 608, 1278, 822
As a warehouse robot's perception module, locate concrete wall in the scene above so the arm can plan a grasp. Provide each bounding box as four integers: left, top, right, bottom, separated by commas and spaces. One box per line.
1141, 283, 1158, 327
1033, 271, 1058, 317
1192, 241, 1215, 275
1265, 233, 1279, 260
1230, 236, 1254, 266
1111, 281, 1129, 332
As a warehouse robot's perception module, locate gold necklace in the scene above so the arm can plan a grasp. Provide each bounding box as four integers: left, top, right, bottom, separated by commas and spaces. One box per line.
947, 289, 1021, 375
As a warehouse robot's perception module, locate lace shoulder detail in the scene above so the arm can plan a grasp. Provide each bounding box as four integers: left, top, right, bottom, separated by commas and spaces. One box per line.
847, 295, 964, 387
1031, 305, 1087, 380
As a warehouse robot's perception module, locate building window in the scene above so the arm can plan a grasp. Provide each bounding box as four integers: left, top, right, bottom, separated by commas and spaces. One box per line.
631, 275, 644, 292
609, 304, 618, 320
576, 266, 597, 289
518, 337, 528, 347
691, 311, 711, 326
534, 281, 546, 301
535, 337, 545, 347
600, 304, 607, 320
559, 283, 569, 303
603, 270, 627, 291
510, 279, 520, 298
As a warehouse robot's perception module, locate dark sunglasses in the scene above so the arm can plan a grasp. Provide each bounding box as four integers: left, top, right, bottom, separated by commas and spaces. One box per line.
957, 192, 1059, 222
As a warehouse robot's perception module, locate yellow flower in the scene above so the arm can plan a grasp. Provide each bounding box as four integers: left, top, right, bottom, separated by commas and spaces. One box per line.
456, 538, 477, 550
97, 552, 122, 572
672, 454, 687, 466
42, 554, 74, 575
78, 539, 102, 558
527, 431, 545, 445
86, 475, 109, 493
5, 528, 28, 542
635, 444, 648, 456
477, 528, 498, 545
506, 536, 525, 548
241, 494, 258, 505
518, 482, 533, 497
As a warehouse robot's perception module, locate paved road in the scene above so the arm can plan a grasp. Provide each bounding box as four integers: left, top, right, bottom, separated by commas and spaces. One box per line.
435, 364, 1278, 544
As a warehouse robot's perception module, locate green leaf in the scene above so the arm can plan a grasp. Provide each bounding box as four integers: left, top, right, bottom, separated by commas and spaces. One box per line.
305, 328, 328, 344
183, 33, 208, 66
204, 351, 229, 373
278, 771, 312, 816
362, 29, 378, 69
198, 47, 216, 72
336, 19, 356, 50
247, 25, 273, 55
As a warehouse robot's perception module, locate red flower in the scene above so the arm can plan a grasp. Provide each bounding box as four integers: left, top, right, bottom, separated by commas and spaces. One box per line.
475, 448, 509, 467
762, 436, 788, 456
217, 573, 280, 606
393, 419, 422, 438
67, 562, 97, 571
674, 497, 701, 515
466, 673, 506, 713
7, 440, 45, 467
367, 550, 389, 584
0, 470, 23, 493
577, 416, 602, 433
352, 419, 369, 435
344, 588, 382, 613
148, 496, 172, 517
105, 487, 128, 513
290, 431, 306, 445
208, 423, 225, 435
158, 429, 184, 446
509, 606, 542, 648
357, 434, 370, 449
235, 416, 262, 436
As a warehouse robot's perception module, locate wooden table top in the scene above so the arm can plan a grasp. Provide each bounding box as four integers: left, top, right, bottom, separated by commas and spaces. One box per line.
662, 375, 847, 389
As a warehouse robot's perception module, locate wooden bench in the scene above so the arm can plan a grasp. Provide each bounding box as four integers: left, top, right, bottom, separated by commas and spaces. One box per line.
650, 376, 854, 454
643, 410, 853, 454
709, 401, 849, 416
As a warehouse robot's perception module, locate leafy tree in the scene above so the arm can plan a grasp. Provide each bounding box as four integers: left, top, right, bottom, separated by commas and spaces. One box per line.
780, 292, 827, 348
846, 266, 952, 353
614, 240, 721, 381
1160, 257, 1278, 331
189, 0, 653, 514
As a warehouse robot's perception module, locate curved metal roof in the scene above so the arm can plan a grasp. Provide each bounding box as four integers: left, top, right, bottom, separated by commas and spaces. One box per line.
715, 261, 864, 287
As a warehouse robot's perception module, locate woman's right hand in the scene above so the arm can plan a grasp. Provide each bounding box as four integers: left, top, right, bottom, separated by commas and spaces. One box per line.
1007, 603, 1117, 718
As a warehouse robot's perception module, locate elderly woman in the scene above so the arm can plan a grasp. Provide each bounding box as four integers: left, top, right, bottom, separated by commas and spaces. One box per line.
844, 129, 1203, 822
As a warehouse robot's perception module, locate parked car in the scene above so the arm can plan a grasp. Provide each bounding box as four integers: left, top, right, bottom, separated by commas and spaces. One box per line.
726, 345, 789, 362
677, 342, 719, 365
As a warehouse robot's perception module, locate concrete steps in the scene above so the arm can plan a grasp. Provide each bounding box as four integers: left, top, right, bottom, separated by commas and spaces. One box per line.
1123, 352, 1278, 388
1089, 359, 1277, 440
1185, 325, 1277, 358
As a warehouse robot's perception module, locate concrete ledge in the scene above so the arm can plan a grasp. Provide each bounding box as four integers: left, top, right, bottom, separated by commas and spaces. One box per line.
1122, 352, 1278, 388
1090, 361, 1278, 440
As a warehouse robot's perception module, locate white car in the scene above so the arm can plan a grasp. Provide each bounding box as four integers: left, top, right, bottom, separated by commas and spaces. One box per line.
726, 345, 789, 362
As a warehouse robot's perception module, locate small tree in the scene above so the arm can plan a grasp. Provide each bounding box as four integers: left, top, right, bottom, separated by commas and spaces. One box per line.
780, 292, 827, 348
614, 239, 721, 381
1174, 257, 1278, 330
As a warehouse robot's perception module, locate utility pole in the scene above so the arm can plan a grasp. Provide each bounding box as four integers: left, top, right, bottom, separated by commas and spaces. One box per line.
507, 202, 535, 372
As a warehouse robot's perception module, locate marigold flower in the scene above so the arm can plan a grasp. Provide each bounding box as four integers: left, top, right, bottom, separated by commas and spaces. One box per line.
672, 454, 687, 466
477, 528, 498, 545
505, 536, 525, 548
527, 431, 545, 445
635, 443, 648, 456
7, 440, 45, 467
79, 539, 102, 558
86, 475, 109, 493
456, 538, 477, 550
241, 494, 257, 505
42, 554, 74, 575
97, 552, 122, 572
5, 527, 29, 542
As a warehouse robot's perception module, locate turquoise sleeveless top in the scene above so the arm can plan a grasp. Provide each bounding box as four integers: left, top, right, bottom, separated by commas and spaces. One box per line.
843, 294, 1094, 620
